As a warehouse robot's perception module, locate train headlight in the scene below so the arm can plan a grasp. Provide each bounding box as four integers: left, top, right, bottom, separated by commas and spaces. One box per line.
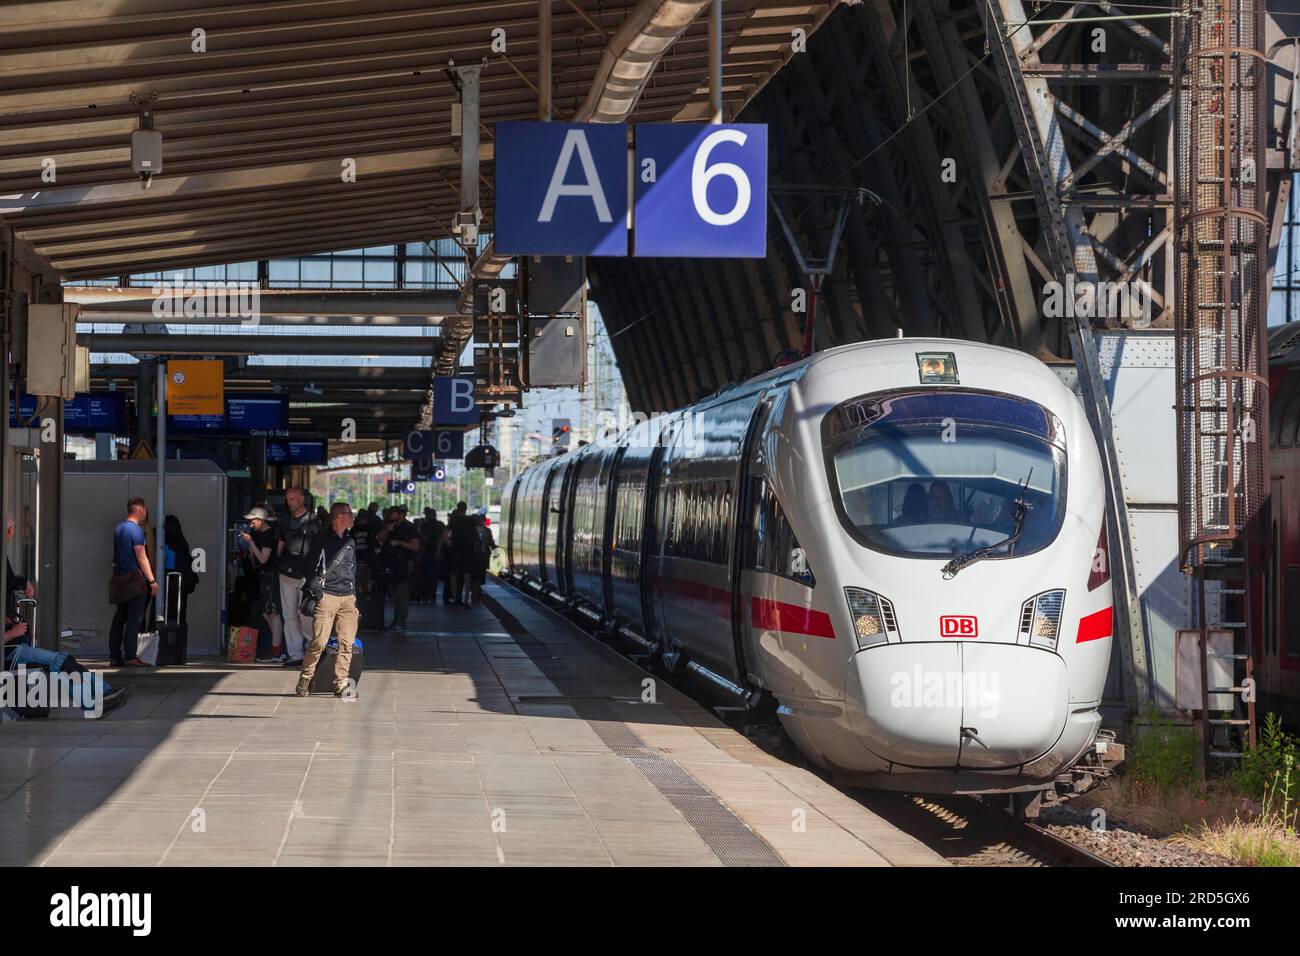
1019, 589, 1066, 649
844, 588, 899, 648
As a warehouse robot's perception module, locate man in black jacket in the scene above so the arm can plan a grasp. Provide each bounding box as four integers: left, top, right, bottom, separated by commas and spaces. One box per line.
375, 504, 420, 630
295, 502, 359, 699
275, 487, 320, 666
447, 502, 478, 607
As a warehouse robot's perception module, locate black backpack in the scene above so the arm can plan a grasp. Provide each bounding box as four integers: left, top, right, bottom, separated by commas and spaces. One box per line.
276, 514, 320, 576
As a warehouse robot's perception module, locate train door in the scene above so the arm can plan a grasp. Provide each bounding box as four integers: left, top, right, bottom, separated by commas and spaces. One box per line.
504, 477, 521, 570
600, 445, 627, 617
560, 453, 581, 595
731, 390, 786, 687
539, 461, 560, 590
641, 415, 677, 648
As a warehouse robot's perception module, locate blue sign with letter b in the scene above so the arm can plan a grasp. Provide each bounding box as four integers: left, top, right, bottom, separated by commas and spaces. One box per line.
433, 376, 479, 426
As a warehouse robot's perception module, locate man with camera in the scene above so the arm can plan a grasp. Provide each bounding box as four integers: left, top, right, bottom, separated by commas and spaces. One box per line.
296, 502, 359, 699
275, 487, 320, 667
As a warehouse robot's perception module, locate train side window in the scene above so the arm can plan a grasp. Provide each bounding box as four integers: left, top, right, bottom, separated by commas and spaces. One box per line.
753, 486, 814, 587
718, 481, 732, 565
749, 477, 767, 570
1286, 566, 1300, 659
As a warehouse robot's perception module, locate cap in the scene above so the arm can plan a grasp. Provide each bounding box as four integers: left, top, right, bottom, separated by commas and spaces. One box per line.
244, 506, 273, 522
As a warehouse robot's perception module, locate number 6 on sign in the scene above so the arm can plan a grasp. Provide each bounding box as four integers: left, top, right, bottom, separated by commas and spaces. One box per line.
634, 123, 767, 258
692, 128, 753, 226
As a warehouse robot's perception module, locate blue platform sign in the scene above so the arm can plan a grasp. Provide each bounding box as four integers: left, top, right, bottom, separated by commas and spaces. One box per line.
169, 393, 288, 438
432, 376, 479, 426
403, 429, 464, 461
495, 122, 629, 256
411, 459, 447, 482
634, 124, 768, 258
267, 441, 327, 465
10, 393, 124, 433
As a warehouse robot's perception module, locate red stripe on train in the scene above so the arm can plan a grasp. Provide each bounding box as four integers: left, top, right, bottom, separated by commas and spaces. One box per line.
751, 597, 836, 640
1076, 606, 1113, 643
656, 575, 835, 639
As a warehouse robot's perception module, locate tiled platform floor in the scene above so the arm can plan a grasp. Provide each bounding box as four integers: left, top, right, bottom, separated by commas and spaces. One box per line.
0, 581, 945, 867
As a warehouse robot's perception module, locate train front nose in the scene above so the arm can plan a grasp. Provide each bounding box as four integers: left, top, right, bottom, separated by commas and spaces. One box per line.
845, 642, 1069, 770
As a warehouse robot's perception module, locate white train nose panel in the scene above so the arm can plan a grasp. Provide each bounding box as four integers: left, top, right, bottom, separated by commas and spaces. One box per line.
957, 643, 1068, 768
846, 643, 963, 767
846, 642, 1070, 770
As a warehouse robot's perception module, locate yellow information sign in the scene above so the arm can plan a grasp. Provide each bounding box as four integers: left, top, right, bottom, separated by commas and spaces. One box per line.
167, 360, 224, 416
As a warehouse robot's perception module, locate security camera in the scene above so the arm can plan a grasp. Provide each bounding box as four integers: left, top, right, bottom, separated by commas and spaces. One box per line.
131, 127, 162, 189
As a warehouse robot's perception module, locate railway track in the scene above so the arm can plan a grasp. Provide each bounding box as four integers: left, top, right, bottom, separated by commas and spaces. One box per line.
848, 791, 1116, 867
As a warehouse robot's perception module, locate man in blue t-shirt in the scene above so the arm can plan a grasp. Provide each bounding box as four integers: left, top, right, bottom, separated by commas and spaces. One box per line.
109, 497, 158, 667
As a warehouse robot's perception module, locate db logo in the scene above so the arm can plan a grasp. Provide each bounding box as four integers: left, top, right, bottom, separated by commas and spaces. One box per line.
171, 371, 186, 385
940, 615, 978, 637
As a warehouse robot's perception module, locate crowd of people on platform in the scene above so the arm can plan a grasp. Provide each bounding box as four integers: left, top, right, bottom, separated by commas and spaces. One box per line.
233, 490, 497, 664
2, 488, 498, 720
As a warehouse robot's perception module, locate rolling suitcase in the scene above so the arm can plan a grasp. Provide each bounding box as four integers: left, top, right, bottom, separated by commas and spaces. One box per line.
358, 589, 385, 631
157, 572, 188, 667
307, 636, 365, 693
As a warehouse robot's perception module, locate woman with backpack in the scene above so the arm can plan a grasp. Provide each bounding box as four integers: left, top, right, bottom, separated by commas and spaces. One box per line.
163, 514, 199, 626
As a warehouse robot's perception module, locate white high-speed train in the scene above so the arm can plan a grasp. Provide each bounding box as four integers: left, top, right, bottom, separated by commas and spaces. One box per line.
501, 339, 1114, 796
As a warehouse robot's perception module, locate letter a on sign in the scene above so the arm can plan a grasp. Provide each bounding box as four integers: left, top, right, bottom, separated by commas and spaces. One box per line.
494, 122, 628, 256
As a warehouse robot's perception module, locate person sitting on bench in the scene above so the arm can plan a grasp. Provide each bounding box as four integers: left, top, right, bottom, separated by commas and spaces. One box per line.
4, 612, 132, 718
5, 518, 131, 717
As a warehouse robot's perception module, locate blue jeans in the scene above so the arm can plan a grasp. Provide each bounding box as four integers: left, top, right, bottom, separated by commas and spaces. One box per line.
5, 644, 111, 710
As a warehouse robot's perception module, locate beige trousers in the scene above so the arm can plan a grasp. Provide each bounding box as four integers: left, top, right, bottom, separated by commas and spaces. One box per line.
299, 592, 359, 690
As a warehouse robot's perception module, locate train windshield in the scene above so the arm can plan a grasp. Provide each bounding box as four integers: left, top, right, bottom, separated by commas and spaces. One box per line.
822, 390, 1067, 560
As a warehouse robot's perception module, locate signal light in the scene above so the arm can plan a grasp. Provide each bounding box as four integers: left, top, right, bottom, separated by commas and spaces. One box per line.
916, 351, 958, 384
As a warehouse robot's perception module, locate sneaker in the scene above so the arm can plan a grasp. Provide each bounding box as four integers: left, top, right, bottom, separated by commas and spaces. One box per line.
123, 657, 150, 667
334, 684, 358, 701
282, 658, 303, 667
95, 684, 133, 718
391, 624, 406, 632
109, 658, 124, 668
295, 677, 311, 697
255, 655, 279, 663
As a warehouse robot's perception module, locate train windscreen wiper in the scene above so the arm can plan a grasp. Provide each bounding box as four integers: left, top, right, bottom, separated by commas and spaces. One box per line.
940, 469, 1034, 580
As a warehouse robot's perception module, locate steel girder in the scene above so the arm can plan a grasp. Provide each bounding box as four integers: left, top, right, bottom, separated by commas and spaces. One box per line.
591, 1, 1187, 415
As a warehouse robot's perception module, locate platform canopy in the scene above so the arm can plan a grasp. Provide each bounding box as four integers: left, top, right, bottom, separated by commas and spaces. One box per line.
0, 0, 837, 283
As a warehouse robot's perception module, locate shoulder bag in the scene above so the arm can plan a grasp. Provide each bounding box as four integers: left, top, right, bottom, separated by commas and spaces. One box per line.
298, 543, 350, 617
